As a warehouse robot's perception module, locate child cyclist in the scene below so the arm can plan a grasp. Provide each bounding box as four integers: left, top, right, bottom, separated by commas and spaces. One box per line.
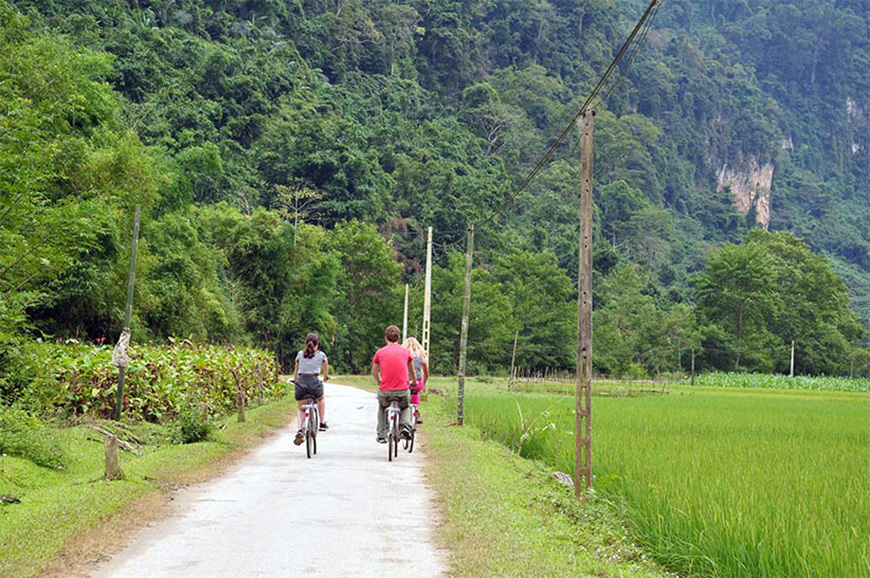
402, 337, 428, 424
293, 332, 329, 446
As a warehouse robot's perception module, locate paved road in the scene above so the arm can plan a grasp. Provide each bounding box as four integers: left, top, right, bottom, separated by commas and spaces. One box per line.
92, 384, 446, 578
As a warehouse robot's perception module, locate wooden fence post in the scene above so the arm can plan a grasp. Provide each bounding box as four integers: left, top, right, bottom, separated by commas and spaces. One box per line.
105, 435, 123, 481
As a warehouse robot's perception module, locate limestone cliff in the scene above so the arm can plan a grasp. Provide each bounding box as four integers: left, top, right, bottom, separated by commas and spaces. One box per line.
716, 157, 774, 229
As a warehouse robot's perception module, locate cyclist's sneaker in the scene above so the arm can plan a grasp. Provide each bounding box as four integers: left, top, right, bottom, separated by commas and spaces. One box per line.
400, 425, 412, 440
376, 436, 387, 444
293, 429, 304, 445
319, 422, 329, 431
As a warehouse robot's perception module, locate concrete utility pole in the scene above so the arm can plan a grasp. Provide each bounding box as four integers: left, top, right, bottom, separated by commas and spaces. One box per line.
575, 110, 594, 498
114, 205, 141, 421
790, 340, 795, 377
422, 227, 433, 400
457, 226, 474, 426
402, 284, 409, 343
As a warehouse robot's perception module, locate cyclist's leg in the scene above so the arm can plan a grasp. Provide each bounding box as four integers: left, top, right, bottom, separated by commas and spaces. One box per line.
316, 396, 326, 426
398, 389, 412, 428
376, 390, 390, 439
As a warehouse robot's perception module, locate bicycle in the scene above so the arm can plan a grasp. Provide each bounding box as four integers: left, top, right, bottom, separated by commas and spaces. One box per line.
300, 396, 319, 458
385, 401, 403, 461
291, 380, 320, 459
403, 403, 419, 453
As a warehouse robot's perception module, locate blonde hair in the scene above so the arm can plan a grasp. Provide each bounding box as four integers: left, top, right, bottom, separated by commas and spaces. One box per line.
402, 337, 427, 361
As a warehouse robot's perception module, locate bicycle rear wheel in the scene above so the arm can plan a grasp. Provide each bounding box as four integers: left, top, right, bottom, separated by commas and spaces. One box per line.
312, 407, 319, 455
388, 434, 395, 461
408, 428, 415, 453
306, 430, 313, 458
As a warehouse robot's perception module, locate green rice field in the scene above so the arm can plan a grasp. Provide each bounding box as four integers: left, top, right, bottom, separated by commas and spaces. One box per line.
458, 380, 870, 577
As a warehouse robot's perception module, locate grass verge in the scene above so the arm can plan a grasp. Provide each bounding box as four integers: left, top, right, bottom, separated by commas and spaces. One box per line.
420, 391, 671, 577
0, 395, 297, 578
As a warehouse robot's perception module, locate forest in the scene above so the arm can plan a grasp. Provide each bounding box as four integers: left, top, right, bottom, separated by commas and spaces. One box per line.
1, 0, 869, 396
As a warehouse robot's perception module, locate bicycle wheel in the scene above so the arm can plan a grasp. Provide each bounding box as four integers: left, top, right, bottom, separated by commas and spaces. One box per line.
388, 433, 394, 462
311, 407, 319, 455
306, 430, 313, 459
408, 428, 415, 453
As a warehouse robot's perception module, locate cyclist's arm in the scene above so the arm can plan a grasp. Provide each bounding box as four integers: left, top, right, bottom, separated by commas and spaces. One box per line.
372, 362, 381, 387
322, 359, 329, 381
293, 359, 299, 382
407, 360, 415, 385
422, 361, 429, 385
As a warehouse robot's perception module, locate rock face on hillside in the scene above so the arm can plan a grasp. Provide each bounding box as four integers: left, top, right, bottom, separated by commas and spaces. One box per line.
716, 157, 774, 229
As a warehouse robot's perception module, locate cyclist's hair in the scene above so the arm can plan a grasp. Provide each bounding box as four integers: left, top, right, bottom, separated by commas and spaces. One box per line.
385, 325, 401, 343
303, 332, 319, 358
402, 337, 426, 361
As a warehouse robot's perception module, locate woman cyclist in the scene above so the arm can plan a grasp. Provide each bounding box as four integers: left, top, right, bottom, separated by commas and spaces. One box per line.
402, 337, 428, 424
293, 332, 329, 446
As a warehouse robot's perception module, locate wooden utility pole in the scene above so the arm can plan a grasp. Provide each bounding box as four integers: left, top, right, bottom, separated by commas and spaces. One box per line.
114, 205, 141, 421
850, 351, 855, 379
790, 340, 795, 377
509, 330, 519, 389
575, 110, 594, 498
691, 347, 696, 386
402, 284, 409, 343
457, 225, 474, 426
422, 226, 433, 401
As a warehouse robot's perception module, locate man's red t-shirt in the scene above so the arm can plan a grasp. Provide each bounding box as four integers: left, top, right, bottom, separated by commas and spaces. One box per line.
373, 343, 412, 391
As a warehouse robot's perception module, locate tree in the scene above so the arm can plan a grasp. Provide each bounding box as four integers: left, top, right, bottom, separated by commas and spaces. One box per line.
695, 239, 780, 370
327, 221, 402, 373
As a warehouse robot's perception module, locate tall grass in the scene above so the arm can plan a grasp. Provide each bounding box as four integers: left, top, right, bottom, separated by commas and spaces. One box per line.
464, 386, 870, 577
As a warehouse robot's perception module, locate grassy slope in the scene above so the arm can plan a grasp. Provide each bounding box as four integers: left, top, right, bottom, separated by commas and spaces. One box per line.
331, 376, 669, 577
0, 397, 296, 578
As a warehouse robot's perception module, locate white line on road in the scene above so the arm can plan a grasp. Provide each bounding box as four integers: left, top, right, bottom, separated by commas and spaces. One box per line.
91, 384, 446, 578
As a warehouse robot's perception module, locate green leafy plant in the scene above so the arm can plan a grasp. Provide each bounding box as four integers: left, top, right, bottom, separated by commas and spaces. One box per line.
170, 404, 213, 444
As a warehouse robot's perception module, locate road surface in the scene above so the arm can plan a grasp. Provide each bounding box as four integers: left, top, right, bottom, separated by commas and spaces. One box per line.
92, 384, 446, 577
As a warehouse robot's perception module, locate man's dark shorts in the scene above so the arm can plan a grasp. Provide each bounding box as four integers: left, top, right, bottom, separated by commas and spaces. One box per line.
295, 374, 323, 401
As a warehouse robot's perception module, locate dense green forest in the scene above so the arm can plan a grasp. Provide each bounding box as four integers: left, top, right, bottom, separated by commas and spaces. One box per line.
1, 0, 868, 391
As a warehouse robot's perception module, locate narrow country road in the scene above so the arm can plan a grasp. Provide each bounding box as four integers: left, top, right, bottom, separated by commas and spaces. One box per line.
91, 384, 446, 578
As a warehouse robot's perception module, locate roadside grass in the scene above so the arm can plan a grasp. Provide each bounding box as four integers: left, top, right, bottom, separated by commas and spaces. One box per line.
421, 392, 671, 577
0, 395, 297, 578
455, 384, 870, 577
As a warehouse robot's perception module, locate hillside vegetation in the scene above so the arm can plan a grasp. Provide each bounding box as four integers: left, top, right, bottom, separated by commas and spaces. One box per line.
1, 0, 868, 389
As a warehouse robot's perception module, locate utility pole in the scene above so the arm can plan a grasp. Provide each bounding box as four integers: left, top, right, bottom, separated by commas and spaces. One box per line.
422, 226, 433, 400
402, 284, 409, 343
114, 205, 141, 421
691, 346, 696, 387
790, 340, 795, 377
575, 110, 594, 498
457, 225, 474, 426
509, 330, 519, 389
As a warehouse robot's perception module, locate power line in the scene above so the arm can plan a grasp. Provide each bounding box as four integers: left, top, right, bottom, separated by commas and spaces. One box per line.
479, 0, 663, 228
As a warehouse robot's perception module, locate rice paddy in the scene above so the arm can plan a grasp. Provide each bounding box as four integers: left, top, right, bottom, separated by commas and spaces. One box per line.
460, 379, 870, 577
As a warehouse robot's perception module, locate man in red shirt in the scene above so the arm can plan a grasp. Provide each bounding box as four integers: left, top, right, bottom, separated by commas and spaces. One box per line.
372, 325, 414, 443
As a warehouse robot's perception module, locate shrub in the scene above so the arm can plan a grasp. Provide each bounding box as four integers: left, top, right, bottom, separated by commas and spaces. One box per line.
170, 405, 213, 444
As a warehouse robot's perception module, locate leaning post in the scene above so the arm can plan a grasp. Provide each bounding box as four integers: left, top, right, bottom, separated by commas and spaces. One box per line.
114, 204, 141, 421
